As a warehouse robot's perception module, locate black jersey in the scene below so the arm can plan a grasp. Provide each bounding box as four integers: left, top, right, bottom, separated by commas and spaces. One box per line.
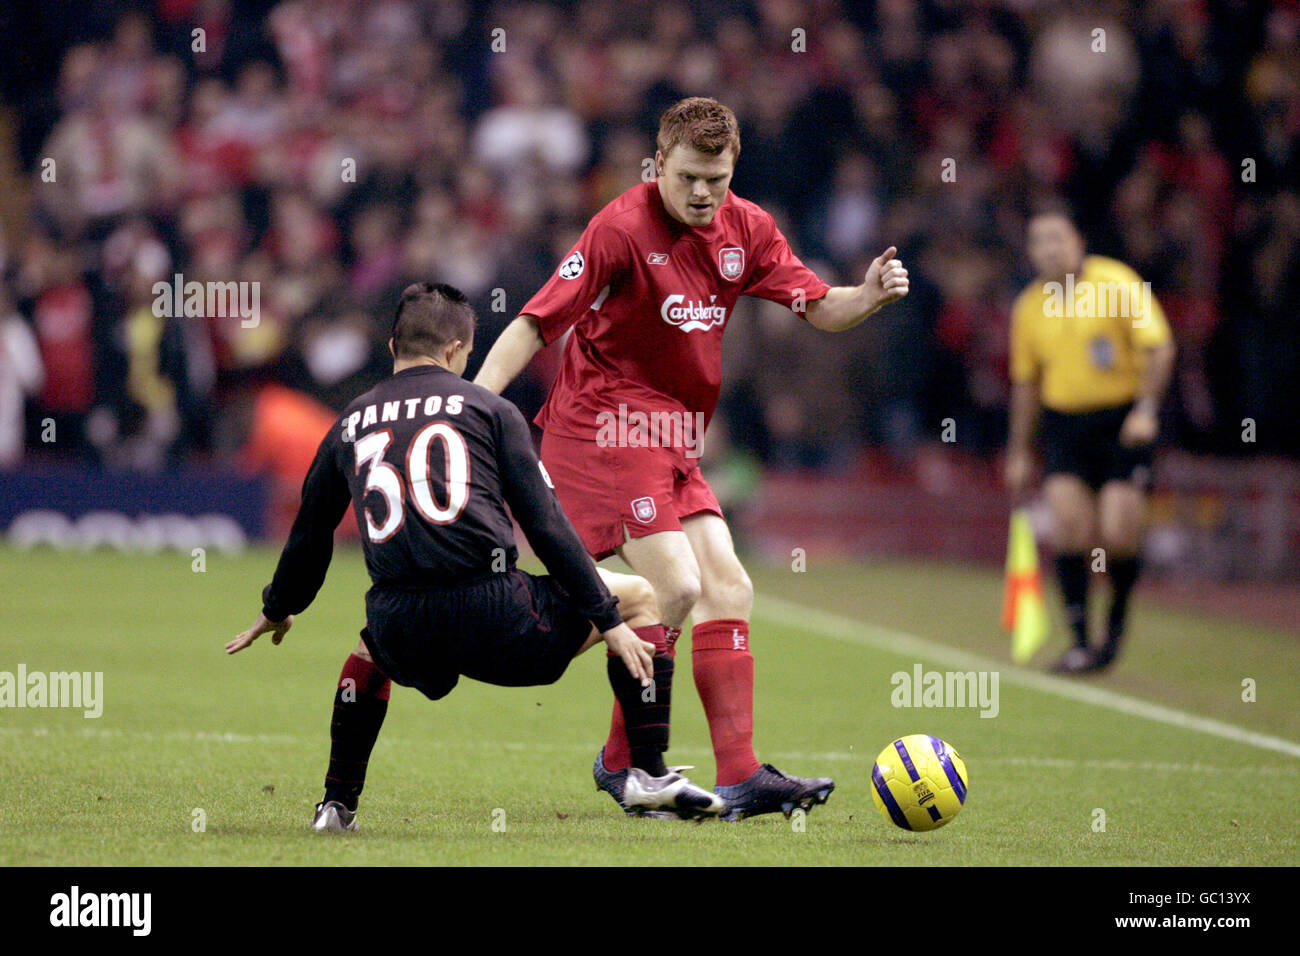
260, 363, 622, 633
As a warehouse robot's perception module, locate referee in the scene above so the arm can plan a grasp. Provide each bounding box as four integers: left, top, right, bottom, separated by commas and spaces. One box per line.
1005, 207, 1176, 674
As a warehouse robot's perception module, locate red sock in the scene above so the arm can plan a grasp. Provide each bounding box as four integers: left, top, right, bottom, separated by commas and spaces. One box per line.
602, 624, 670, 773
692, 619, 760, 786
325, 654, 391, 810
340, 653, 392, 700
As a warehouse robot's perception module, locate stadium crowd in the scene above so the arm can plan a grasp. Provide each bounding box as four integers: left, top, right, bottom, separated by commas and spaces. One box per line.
0, 0, 1296, 478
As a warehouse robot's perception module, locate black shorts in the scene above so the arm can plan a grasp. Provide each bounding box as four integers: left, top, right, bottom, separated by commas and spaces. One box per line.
1039, 402, 1153, 491
359, 570, 594, 701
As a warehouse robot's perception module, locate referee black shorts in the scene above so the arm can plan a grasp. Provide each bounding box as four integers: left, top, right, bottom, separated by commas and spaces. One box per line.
358, 569, 594, 701
1039, 401, 1153, 492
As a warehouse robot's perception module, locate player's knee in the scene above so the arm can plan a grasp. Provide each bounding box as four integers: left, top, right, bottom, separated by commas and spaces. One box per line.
352, 640, 373, 663
657, 572, 702, 624
735, 566, 754, 607
621, 576, 659, 627
704, 564, 753, 617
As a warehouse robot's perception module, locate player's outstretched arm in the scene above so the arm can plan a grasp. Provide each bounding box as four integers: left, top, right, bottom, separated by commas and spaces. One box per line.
805, 246, 909, 332
473, 314, 545, 395
225, 612, 293, 654
227, 428, 350, 657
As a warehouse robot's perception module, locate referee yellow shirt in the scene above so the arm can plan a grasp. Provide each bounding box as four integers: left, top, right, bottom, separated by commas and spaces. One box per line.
1010, 255, 1172, 413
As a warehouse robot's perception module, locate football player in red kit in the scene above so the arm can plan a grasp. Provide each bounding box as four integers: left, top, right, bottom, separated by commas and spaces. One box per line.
475, 97, 909, 819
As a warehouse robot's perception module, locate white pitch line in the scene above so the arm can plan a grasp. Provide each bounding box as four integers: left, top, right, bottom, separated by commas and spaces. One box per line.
3, 727, 1296, 776
0, 725, 298, 745
977, 755, 1299, 775
754, 595, 1300, 760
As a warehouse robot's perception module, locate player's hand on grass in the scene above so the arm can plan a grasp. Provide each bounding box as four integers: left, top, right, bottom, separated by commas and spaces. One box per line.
865, 246, 909, 311
225, 612, 293, 655
1119, 404, 1158, 447
601, 623, 655, 686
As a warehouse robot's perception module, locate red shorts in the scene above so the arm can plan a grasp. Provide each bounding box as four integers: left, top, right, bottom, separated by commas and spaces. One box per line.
539, 431, 724, 560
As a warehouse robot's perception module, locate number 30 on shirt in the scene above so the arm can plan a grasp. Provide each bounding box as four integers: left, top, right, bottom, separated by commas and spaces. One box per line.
353, 422, 470, 542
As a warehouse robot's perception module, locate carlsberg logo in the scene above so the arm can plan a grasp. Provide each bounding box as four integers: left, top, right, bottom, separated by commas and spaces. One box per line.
661, 295, 727, 332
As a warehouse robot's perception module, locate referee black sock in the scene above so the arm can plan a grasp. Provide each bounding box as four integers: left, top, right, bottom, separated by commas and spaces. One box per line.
323, 653, 391, 813
1106, 555, 1142, 648
1055, 553, 1091, 649
606, 642, 672, 779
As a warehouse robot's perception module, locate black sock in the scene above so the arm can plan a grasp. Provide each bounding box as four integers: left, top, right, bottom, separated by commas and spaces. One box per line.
1106, 555, 1142, 647
607, 651, 673, 777
1055, 553, 1090, 649
323, 657, 390, 812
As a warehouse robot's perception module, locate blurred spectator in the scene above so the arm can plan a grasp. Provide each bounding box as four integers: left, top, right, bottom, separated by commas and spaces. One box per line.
0, 288, 44, 467
17, 237, 98, 457
1, 0, 1296, 475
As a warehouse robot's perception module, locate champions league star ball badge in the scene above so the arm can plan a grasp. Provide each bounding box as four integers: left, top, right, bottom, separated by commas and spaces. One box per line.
559, 251, 585, 279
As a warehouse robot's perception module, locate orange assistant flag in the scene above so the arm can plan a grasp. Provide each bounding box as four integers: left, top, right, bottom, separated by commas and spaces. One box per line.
1002, 508, 1050, 664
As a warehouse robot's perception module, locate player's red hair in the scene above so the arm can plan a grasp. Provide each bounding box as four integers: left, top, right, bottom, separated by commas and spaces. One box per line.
657, 97, 741, 160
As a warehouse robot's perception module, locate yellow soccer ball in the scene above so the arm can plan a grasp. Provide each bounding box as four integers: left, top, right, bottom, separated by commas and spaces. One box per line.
871, 734, 970, 831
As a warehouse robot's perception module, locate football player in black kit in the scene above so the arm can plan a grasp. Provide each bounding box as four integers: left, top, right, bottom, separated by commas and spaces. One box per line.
226, 283, 723, 828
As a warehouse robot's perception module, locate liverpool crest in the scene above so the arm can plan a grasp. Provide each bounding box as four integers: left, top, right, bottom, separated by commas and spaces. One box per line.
718, 247, 744, 281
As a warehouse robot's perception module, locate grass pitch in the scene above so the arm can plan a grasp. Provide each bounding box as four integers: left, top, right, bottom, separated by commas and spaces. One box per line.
0, 544, 1295, 866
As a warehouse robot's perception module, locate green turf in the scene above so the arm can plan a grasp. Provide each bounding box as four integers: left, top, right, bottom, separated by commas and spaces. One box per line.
0, 544, 1295, 866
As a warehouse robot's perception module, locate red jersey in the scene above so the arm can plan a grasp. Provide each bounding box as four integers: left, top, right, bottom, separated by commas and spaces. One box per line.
522, 180, 830, 445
